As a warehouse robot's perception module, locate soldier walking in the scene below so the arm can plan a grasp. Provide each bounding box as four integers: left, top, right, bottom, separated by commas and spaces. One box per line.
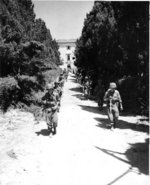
53, 82, 62, 112
59, 73, 65, 88
94, 79, 105, 110
83, 76, 91, 99
42, 85, 58, 136
104, 82, 123, 129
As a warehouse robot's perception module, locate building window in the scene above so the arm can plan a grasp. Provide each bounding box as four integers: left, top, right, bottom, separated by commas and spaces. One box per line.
67, 54, 70, 61
67, 46, 70, 50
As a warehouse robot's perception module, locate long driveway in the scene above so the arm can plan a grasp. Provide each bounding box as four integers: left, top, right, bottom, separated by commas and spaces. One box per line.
0, 73, 149, 185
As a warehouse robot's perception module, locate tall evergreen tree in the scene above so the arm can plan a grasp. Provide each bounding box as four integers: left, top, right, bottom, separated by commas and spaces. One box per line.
0, 0, 61, 111
75, 1, 149, 114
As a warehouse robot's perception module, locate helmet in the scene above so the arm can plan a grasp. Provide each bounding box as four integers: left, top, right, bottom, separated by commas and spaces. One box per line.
109, 82, 117, 89
46, 84, 53, 90
85, 76, 88, 80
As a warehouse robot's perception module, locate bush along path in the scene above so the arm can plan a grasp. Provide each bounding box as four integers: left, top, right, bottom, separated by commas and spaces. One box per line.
0, 73, 149, 185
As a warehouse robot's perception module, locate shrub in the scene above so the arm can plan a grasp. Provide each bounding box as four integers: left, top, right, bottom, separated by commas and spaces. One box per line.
0, 77, 19, 112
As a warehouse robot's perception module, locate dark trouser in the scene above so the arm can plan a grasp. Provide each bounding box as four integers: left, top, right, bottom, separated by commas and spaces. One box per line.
107, 106, 119, 128
46, 110, 58, 134
98, 97, 103, 109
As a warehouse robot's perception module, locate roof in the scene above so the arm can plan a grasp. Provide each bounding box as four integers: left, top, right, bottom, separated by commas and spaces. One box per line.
56, 39, 77, 44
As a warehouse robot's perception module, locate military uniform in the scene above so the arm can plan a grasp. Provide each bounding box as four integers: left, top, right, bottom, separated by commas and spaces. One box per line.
104, 83, 123, 129
63, 68, 69, 81
42, 88, 58, 135
53, 82, 62, 111
59, 74, 65, 88
94, 80, 105, 109
83, 77, 91, 99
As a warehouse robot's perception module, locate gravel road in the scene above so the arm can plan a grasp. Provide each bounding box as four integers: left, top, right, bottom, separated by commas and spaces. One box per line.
0, 73, 149, 185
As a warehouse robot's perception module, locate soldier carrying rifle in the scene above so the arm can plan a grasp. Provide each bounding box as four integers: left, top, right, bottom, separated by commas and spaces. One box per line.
53, 81, 62, 112
104, 82, 123, 130
42, 85, 58, 136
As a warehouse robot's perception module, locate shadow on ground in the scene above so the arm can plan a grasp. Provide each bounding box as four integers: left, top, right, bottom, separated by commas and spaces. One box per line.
79, 104, 107, 115
125, 138, 149, 175
35, 129, 50, 136
95, 138, 149, 176
94, 118, 110, 129
77, 102, 149, 133
95, 117, 149, 133
69, 78, 77, 83
69, 87, 82, 93
72, 94, 87, 100
105, 167, 135, 185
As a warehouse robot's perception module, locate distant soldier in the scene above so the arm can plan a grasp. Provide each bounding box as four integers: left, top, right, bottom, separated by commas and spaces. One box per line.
59, 73, 65, 88
42, 85, 58, 136
94, 79, 105, 110
63, 68, 69, 81
83, 76, 91, 99
76, 70, 80, 83
104, 82, 123, 129
53, 82, 62, 111
78, 73, 82, 84
67, 64, 71, 73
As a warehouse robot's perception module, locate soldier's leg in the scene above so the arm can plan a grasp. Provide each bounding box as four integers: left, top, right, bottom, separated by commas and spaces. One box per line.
98, 97, 103, 110
53, 125, 57, 135
46, 113, 53, 135
107, 108, 114, 127
52, 111, 58, 135
47, 121, 52, 133
100, 96, 104, 109
113, 108, 119, 128
98, 98, 101, 108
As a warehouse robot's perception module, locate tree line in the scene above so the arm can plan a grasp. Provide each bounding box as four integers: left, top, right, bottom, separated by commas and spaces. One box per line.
75, 1, 149, 115
0, 0, 61, 112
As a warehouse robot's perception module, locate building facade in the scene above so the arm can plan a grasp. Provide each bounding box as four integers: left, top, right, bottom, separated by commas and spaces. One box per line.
57, 39, 76, 69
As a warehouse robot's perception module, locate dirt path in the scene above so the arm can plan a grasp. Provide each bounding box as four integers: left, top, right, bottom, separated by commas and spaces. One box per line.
0, 74, 149, 185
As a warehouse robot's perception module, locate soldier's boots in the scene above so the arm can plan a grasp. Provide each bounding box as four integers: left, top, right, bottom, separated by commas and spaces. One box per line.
53, 126, 57, 135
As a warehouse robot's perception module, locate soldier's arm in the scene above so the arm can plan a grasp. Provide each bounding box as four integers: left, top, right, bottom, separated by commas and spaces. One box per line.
103, 91, 109, 102
117, 91, 123, 110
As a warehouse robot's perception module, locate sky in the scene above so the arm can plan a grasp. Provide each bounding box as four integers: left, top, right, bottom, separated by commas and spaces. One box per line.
33, 1, 94, 40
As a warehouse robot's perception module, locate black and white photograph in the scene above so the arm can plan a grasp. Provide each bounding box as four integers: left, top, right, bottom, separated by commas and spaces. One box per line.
0, 0, 149, 185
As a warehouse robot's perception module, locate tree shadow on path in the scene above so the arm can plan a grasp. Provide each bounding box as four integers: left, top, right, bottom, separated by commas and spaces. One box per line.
79, 105, 103, 115
95, 117, 110, 129
95, 117, 149, 133
125, 138, 149, 175
35, 129, 50, 136
95, 138, 149, 175
105, 167, 135, 185
69, 78, 77, 83
78, 104, 109, 115
72, 94, 87, 100
69, 87, 82, 93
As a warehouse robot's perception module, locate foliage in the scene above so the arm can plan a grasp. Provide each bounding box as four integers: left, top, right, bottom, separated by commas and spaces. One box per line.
75, 1, 149, 115
0, 0, 61, 112
0, 77, 19, 112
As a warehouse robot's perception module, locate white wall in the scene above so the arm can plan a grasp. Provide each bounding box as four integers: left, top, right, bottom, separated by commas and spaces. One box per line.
59, 45, 75, 68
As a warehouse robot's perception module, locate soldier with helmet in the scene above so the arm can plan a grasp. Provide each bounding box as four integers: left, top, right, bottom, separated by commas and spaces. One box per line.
83, 76, 91, 99
104, 82, 123, 130
59, 73, 65, 88
42, 84, 58, 136
53, 81, 62, 112
63, 68, 69, 81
